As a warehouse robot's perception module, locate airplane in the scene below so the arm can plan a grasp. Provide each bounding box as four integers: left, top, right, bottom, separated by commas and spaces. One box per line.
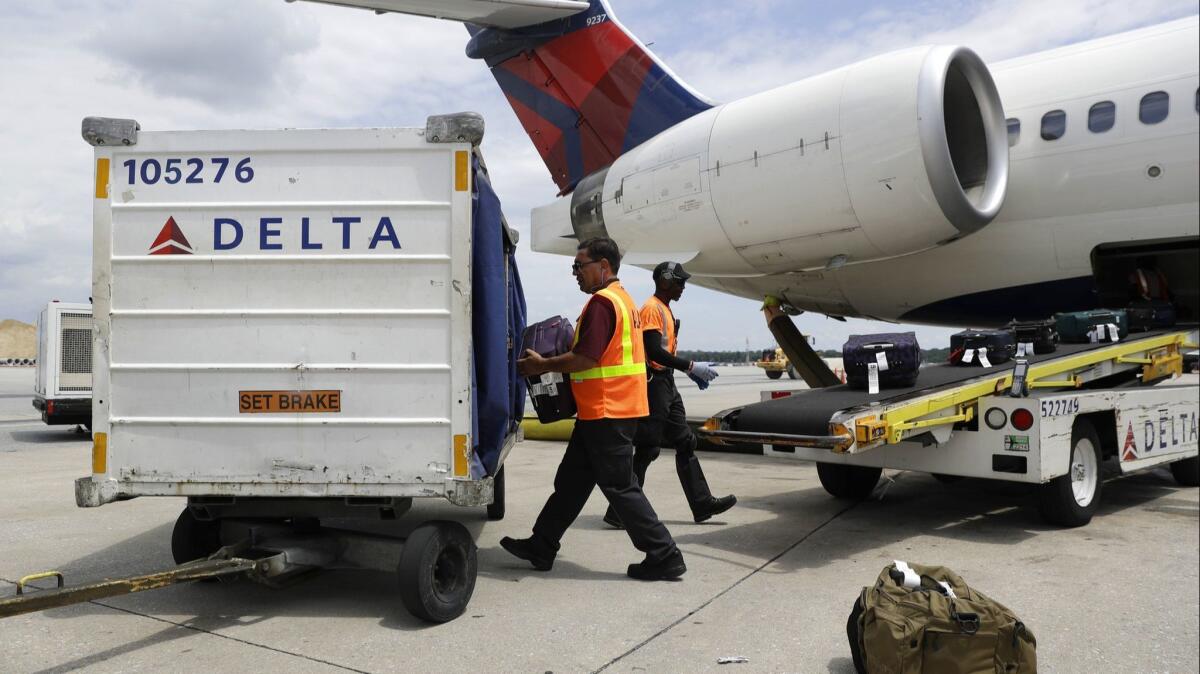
294, 0, 1199, 327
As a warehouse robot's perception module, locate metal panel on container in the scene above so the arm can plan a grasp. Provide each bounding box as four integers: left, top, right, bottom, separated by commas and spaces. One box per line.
91, 128, 472, 497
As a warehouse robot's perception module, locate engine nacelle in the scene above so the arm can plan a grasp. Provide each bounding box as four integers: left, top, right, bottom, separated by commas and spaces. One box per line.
533, 45, 1008, 275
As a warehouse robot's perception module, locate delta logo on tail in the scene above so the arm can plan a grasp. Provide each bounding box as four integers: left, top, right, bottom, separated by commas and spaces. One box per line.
148, 216, 194, 255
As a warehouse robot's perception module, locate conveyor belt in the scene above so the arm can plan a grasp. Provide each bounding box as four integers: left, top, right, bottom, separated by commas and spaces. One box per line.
730, 330, 1183, 437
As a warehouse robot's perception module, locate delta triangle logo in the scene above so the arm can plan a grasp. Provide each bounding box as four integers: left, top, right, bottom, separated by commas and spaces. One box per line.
148, 216, 194, 255
1121, 421, 1138, 462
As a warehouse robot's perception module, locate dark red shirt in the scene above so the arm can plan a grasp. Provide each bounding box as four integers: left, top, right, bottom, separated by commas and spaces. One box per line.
572, 291, 616, 363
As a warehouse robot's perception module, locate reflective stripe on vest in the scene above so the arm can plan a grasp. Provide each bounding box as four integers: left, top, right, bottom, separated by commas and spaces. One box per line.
571, 287, 644, 380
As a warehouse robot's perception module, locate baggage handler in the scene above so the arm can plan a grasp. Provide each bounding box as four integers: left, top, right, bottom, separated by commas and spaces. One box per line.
505, 238, 686, 581
603, 261, 736, 529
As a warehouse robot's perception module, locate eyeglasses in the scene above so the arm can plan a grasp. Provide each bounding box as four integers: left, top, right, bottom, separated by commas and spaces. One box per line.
572, 260, 601, 272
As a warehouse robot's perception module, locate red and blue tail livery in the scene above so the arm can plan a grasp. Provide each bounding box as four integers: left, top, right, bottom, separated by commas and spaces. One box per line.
465, 0, 714, 193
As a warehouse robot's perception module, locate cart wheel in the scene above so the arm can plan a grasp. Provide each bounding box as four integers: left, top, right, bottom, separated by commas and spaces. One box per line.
1170, 456, 1199, 487
786, 365, 798, 380
816, 463, 882, 500
1038, 420, 1103, 527
766, 370, 783, 380
486, 467, 506, 521
398, 521, 477, 623
171, 508, 223, 564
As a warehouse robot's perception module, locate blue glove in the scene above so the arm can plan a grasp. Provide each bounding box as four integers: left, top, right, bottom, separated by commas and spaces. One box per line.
687, 371, 710, 390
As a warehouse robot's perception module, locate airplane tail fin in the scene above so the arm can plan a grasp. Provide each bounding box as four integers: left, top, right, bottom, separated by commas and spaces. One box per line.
466, 0, 714, 193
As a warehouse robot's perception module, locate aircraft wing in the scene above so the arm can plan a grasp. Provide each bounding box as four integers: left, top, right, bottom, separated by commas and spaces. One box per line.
292, 0, 589, 28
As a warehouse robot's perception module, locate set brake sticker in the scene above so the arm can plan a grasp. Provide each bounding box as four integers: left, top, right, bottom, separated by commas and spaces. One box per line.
239, 390, 342, 414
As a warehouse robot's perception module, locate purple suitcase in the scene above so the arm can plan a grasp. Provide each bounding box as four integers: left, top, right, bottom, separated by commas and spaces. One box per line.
521, 316, 577, 422
843, 332, 922, 390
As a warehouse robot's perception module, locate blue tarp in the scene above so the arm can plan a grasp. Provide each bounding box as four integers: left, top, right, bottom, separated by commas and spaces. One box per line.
470, 156, 527, 478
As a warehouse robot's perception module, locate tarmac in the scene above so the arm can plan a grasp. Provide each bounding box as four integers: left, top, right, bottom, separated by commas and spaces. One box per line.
1, 366, 1197, 673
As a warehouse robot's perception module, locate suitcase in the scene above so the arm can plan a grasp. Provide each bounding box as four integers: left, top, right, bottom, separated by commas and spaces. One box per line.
1007, 319, 1059, 356
1126, 300, 1177, 332
950, 329, 1016, 366
521, 316, 577, 423
1055, 309, 1128, 343
843, 333, 922, 390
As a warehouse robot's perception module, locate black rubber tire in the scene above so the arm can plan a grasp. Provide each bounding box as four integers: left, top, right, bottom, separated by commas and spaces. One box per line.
786, 365, 799, 380
816, 463, 882, 500
1038, 420, 1103, 527
766, 369, 783, 380
486, 467, 506, 521
1170, 456, 1200, 487
398, 521, 477, 623
170, 508, 223, 564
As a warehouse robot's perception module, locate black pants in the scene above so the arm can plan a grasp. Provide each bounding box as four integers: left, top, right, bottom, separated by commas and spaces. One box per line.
606, 371, 714, 521
532, 417, 677, 562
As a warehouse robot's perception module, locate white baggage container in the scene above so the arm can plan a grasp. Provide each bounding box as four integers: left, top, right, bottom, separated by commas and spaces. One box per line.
33, 301, 93, 426
70, 114, 519, 622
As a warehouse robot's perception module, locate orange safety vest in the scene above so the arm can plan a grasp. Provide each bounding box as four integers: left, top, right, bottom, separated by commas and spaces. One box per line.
570, 281, 650, 420
641, 295, 677, 371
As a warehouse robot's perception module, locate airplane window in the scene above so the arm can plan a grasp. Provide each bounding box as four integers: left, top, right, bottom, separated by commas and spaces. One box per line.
1088, 101, 1115, 133
1041, 110, 1066, 141
1006, 118, 1020, 146
1139, 91, 1169, 124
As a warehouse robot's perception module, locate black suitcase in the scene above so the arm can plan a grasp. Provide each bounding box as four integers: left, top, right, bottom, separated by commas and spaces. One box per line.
1126, 300, 1177, 332
1007, 319, 1059, 356
521, 316, 577, 423
950, 328, 1016, 366
843, 333, 922, 390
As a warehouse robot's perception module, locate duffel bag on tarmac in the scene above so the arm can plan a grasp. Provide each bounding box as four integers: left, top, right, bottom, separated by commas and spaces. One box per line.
1126, 300, 1177, 332
847, 561, 1037, 674
949, 329, 1016, 367
521, 316, 577, 423
1055, 309, 1128, 343
1006, 319, 1058, 356
843, 333, 922, 391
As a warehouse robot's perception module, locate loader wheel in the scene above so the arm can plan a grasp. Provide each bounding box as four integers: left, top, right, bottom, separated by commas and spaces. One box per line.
1170, 456, 1199, 487
816, 463, 882, 500
766, 370, 783, 380
398, 521, 477, 623
170, 508, 223, 564
786, 365, 799, 380
486, 467, 506, 521
1038, 420, 1102, 527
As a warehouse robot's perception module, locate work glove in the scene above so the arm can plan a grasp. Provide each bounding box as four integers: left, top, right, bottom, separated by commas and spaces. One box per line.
689, 361, 719, 390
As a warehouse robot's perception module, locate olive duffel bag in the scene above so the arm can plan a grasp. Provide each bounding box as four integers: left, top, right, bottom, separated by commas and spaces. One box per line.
847, 561, 1037, 673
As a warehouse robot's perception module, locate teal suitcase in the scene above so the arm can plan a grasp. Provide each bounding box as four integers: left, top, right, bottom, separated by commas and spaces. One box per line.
1054, 309, 1128, 343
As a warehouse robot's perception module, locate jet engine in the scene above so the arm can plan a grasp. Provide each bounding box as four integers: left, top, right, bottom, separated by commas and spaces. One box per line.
532, 45, 1009, 275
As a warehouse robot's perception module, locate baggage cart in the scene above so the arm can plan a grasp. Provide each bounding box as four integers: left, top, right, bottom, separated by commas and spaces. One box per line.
5, 115, 527, 623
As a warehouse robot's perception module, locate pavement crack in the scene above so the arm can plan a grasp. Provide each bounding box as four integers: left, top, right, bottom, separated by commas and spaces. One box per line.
1, 577, 370, 674
593, 499, 863, 673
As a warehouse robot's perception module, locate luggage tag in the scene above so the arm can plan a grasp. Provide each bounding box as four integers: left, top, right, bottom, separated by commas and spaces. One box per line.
540, 372, 563, 384
963, 348, 976, 364
874, 351, 889, 372
1087, 327, 1099, 343
1107, 323, 1119, 342
1017, 342, 1033, 357
867, 363, 880, 395
978, 347, 992, 368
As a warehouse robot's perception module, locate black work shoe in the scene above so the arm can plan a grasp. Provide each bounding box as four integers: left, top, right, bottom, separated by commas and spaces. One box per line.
602, 510, 625, 530
627, 550, 687, 581
693, 494, 737, 523
500, 536, 554, 571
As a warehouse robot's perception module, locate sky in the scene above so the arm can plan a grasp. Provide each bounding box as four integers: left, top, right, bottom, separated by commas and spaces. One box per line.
0, 0, 1195, 352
